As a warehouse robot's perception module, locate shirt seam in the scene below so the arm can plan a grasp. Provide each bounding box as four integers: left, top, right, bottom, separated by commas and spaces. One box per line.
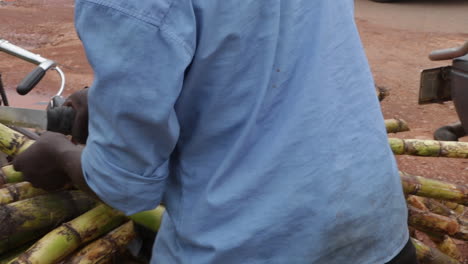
158, 0, 175, 28
78, 0, 194, 57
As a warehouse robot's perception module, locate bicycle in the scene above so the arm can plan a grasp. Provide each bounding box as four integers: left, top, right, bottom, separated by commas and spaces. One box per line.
0, 38, 67, 165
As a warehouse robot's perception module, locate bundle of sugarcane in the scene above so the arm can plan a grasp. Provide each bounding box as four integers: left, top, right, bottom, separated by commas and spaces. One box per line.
1, 117, 468, 262
386, 125, 467, 261
398, 159, 468, 262
404, 184, 468, 263
0, 194, 164, 263
405, 198, 466, 263
385, 126, 466, 262
412, 237, 463, 264
0, 190, 97, 255
0, 123, 165, 263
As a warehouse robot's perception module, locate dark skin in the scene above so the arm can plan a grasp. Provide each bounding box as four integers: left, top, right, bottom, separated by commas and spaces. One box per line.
12, 89, 96, 198
63, 88, 89, 145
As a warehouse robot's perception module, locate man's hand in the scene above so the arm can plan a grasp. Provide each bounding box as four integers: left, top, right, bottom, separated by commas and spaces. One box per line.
64, 88, 89, 144
13, 132, 79, 191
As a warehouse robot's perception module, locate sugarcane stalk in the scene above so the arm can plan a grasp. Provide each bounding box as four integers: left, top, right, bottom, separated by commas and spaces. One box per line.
129, 206, 165, 232
407, 195, 429, 211
64, 221, 136, 264
0, 239, 36, 264
385, 119, 409, 134
412, 196, 468, 226
453, 225, 468, 241
427, 235, 463, 261
389, 138, 468, 158
0, 182, 46, 205
0, 249, 26, 264
407, 195, 461, 219
0, 123, 33, 157
409, 199, 464, 260
9, 203, 126, 264
0, 124, 29, 185
0, 191, 96, 254
400, 172, 468, 206
0, 165, 23, 186
408, 205, 460, 236
408, 206, 468, 241
421, 198, 458, 218
411, 238, 461, 264
440, 201, 465, 215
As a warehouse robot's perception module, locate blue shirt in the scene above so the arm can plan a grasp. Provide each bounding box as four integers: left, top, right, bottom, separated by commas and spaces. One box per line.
75, 0, 409, 263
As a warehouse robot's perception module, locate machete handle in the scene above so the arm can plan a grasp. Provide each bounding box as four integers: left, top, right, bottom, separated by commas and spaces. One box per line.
47, 105, 76, 135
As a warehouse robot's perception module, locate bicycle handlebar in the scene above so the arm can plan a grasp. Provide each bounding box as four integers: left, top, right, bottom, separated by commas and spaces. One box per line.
429, 41, 468, 61
0, 39, 64, 96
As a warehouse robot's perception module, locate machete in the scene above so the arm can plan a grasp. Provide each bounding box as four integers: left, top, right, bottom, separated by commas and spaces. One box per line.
0, 105, 75, 134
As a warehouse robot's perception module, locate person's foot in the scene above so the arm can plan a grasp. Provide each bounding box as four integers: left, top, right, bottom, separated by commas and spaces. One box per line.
434, 122, 466, 141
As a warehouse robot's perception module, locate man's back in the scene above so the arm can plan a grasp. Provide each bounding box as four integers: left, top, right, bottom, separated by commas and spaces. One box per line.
75, 0, 409, 263
164, 1, 409, 263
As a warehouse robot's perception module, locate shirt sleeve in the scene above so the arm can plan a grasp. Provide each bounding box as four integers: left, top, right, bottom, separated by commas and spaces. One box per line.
75, 0, 193, 215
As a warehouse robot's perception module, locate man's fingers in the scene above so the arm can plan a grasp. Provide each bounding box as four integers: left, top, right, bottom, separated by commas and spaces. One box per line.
10, 131, 74, 192
12, 144, 37, 172
71, 111, 89, 144
12, 131, 68, 173
64, 89, 89, 144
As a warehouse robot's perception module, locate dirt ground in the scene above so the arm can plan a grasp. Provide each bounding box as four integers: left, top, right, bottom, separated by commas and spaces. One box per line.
356, 0, 468, 261
1, 0, 468, 262
356, 0, 468, 188
0, 0, 91, 108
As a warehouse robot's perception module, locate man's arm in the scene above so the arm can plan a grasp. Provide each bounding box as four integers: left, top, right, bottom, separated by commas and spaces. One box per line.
14, 0, 195, 215
74, 0, 195, 215
61, 144, 99, 199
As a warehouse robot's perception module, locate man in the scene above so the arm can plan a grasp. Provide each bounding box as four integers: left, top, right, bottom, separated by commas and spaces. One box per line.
14, 0, 416, 263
